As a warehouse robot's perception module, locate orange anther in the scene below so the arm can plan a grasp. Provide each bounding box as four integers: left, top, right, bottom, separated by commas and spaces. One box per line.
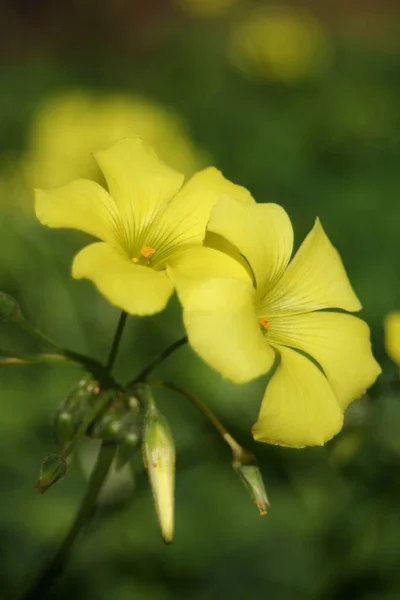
260, 317, 271, 330
140, 246, 156, 258
131, 257, 139, 263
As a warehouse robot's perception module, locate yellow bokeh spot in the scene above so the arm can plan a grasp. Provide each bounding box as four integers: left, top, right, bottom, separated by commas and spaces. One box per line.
228, 4, 332, 83
22, 91, 207, 191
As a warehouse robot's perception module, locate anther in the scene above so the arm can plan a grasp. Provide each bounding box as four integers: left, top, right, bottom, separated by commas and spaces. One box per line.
260, 317, 271, 330
140, 246, 156, 258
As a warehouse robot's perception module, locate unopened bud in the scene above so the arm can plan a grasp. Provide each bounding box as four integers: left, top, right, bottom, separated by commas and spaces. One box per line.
0, 292, 22, 323
34, 454, 67, 494
54, 411, 76, 451
91, 414, 123, 440
54, 378, 100, 449
233, 452, 269, 516
142, 396, 175, 544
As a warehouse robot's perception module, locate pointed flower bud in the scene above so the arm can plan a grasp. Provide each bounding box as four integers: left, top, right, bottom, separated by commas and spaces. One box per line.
142, 388, 175, 544
233, 451, 269, 516
34, 454, 67, 494
0, 292, 22, 323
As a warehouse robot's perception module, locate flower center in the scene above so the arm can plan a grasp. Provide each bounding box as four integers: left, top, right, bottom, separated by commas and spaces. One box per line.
259, 317, 271, 331
131, 245, 156, 266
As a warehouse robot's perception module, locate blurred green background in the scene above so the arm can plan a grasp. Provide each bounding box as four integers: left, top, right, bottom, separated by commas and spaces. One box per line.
1, 1, 400, 598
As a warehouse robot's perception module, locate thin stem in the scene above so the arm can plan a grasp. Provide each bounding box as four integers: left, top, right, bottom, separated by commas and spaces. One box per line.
106, 311, 128, 372
129, 336, 188, 386
16, 317, 117, 388
19, 442, 116, 600
149, 379, 244, 458
0, 353, 81, 368
17, 318, 64, 353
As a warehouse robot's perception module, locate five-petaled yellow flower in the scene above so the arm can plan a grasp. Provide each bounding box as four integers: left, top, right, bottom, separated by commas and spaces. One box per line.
384, 311, 400, 368
171, 196, 381, 447
35, 138, 253, 315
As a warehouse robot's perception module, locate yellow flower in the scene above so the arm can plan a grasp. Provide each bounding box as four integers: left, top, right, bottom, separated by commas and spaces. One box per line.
171, 197, 381, 447
23, 91, 205, 190
384, 311, 400, 366
228, 5, 332, 82
35, 138, 251, 316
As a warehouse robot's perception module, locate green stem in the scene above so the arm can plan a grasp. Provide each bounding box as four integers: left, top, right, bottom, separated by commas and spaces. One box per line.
17, 318, 64, 353
149, 379, 244, 458
106, 311, 128, 372
19, 442, 116, 600
0, 353, 81, 368
129, 336, 188, 386
16, 317, 116, 387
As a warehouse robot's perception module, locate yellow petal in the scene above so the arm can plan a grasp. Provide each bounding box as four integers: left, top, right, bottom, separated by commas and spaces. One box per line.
35, 179, 117, 242
207, 197, 293, 296
384, 311, 400, 366
265, 218, 361, 314
180, 277, 275, 383
267, 311, 381, 410
156, 167, 255, 251
252, 346, 343, 447
72, 242, 173, 316
94, 138, 184, 223
167, 245, 250, 304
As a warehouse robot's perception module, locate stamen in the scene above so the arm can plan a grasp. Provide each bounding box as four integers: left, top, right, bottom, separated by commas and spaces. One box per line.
259, 317, 271, 330
131, 246, 156, 266
140, 246, 156, 258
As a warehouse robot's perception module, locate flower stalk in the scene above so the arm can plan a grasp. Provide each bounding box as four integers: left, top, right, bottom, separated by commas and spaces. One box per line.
128, 336, 188, 385
19, 442, 116, 600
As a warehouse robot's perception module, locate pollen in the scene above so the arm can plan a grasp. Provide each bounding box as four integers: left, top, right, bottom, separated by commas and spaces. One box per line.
140, 246, 156, 258
260, 317, 271, 330
131, 257, 139, 263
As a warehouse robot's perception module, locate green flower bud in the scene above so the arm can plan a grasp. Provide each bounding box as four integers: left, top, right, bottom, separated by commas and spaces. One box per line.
54, 411, 76, 451
142, 397, 175, 544
54, 378, 100, 449
34, 454, 67, 494
0, 292, 22, 323
91, 414, 123, 441
233, 452, 269, 516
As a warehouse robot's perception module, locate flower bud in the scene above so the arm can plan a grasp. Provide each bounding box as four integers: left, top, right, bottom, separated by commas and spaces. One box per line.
142, 397, 175, 544
54, 410, 76, 451
54, 378, 100, 449
91, 414, 123, 440
0, 292, 22, 323
233, 452, 269, 516
34, 454, 67, 494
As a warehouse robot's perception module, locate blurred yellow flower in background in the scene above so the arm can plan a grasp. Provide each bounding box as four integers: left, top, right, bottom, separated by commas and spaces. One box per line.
228, 4, 332, 82
174, 0, 239, 19
35, 138, 252, 316
172, 197, 381, 447
384, 311, 400, 367
23, 90, 205, 190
